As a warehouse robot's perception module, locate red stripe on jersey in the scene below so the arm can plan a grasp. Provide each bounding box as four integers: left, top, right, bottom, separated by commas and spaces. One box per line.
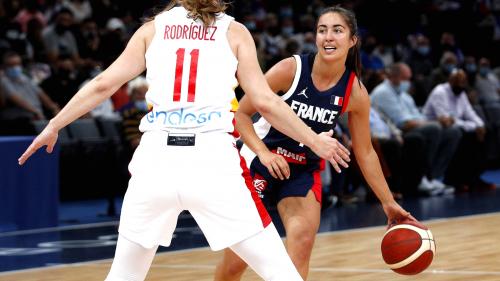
311, 168, 323, 204
237, 150, 271, 227
341, 72, 356, 114
230, 117, 240, 138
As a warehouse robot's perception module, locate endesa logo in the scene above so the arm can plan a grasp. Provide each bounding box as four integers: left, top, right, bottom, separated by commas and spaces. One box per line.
146, 108, 222, 126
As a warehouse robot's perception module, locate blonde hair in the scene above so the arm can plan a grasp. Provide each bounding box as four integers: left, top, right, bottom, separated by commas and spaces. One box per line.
163, 0, 228, 26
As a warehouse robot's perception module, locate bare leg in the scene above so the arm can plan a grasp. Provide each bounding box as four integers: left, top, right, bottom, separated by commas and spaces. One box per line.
214, 248, 248, 281
277, 190, 321, 280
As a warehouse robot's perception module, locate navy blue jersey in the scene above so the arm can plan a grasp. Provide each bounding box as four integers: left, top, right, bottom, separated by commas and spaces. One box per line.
240, 53, 355, 167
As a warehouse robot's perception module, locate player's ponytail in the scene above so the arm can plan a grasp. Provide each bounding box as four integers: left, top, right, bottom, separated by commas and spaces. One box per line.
164, 0, 228, 26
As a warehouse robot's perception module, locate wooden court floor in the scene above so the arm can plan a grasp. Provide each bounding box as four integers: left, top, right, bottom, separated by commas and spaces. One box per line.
1, 212, 500, 281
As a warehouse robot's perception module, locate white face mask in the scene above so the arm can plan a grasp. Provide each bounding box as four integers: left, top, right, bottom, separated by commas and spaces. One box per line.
397, 81, 411, 93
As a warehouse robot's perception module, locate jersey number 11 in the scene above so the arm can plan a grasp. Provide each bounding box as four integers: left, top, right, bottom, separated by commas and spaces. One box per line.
173, 48, 199, 102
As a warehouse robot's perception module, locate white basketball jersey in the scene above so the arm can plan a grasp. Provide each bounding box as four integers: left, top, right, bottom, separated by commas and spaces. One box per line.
139, 6, 238, 133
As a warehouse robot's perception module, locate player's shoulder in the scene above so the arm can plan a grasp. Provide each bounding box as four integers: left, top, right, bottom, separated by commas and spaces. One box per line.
268, 57, 297, 78
265, 56, 297, 93
227, 20, 250, 40
346, 74, 369, 112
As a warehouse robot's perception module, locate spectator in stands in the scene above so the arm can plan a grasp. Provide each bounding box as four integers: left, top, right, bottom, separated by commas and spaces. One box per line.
430, 51, 458, 91
98, 17, 128, 68
26, 18, 49, 63
435, 32, 464, 65
14, 0, 46, 33
42, 8, 81, 66
407, 33, 434, 106
0, 51, 59, 121
463, 55, 478, 87
368, 107, 426, 198
120, 76, 149, 150
361, 35, 385, 92
62, 0, 92, 23
74, 18, 101, 67
40, 56, 83, 108
475, 57, 500, 104
0, 20, 31, 61
371, 63, 461, 195
423, 69, 495, 191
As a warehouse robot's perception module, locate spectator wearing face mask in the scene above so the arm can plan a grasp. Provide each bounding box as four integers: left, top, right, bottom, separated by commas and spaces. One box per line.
42, 8, 81, 66
371, 63, 461, 196
0, 51, 59, 122
423, 69, 495, 192
430, 51, 458, 91
475, 57, 500, 104
40, 56, 83, 108
120, 76, 149, 150
463, 55, 478, 87
407, 33, 434, 106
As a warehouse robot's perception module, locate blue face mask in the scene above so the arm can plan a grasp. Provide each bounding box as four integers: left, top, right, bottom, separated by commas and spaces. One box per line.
282, 27, 294, 37
479, 66, 490, 77
134, 100, 149, 112
465, 63, 477, 73
398, 80, 411, 93
5, 66, 23, 79
417, 46, 430, 56
443, 63, 456, 74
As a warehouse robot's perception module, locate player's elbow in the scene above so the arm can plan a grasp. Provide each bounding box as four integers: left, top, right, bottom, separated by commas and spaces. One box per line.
252, 94, 279, 116
92, 75, 113, 94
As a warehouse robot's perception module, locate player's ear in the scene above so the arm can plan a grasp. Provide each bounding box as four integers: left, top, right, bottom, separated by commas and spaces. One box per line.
350, 35, 358, 49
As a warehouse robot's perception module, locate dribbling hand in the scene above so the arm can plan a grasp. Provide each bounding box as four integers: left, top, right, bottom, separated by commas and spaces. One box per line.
311, 130, 350, 173
18, 125, 59, 165
382, 201, 417, 227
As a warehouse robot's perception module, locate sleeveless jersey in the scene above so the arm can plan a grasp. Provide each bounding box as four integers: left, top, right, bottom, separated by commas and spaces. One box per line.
241, 53, 355, 166
139, 7, 238, 133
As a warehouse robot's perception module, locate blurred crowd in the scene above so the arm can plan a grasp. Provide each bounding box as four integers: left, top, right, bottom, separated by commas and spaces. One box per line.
1, 0, 499, 203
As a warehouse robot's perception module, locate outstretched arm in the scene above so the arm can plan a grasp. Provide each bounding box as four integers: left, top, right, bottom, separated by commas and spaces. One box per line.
18, 22, 153, 165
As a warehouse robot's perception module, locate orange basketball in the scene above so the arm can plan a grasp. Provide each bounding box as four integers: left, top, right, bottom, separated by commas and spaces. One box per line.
381, 220, 436, 275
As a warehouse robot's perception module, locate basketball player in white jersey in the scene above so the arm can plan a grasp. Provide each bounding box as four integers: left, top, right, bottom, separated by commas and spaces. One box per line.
18, 1, 353, 280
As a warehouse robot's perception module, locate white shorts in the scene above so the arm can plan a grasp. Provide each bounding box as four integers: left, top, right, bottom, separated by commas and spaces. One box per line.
118, 130, 271, 251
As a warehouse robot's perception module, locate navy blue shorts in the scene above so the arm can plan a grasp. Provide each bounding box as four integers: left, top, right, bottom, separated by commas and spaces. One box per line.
249, 158, 324, 204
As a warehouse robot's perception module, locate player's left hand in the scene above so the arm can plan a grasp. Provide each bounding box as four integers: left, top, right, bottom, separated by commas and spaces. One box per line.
382, 201, 416, 226
258, 150, 290, 180
18, 124, 59, 165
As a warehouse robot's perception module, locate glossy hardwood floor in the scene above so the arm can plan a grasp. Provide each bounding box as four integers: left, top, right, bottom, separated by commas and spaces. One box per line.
1, 212, 499, 281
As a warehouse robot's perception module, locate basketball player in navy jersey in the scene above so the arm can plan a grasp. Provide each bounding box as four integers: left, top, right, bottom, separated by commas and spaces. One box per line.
215, 6, 414, 280
17, 1, 360, 280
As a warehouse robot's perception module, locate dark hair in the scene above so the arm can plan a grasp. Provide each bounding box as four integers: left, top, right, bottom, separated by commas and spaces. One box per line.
161, 0, 228, 26
317, 6, 362, 82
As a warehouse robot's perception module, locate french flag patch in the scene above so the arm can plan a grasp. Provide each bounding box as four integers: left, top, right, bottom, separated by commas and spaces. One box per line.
331, 96, 343, 106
